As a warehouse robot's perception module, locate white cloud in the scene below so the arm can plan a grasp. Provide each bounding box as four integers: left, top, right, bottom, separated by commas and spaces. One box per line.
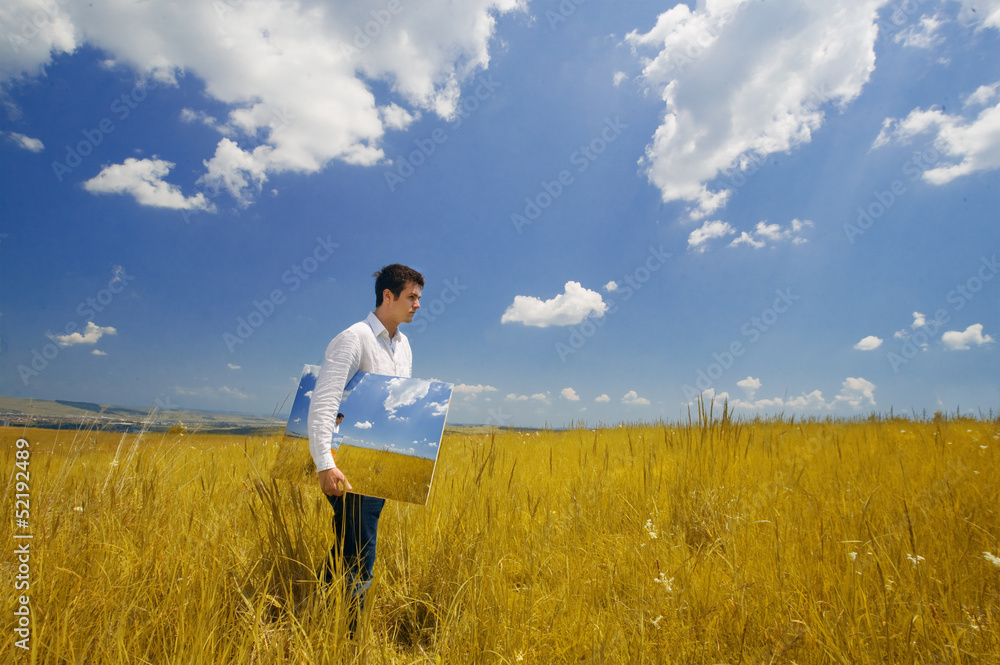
965, 83, 999, 108
942, 324, 995, 350
354, 420, 373, 430
874, 86, 1000, 185
384, 377, 431, 415
627, 0, 883, 218
501, 281, 607, 327
613, 71, 628, 87
595, 394, 610, 403
736, 376, 761, 399
730, 219, 812, 249
4, 131, 44, 152
854, 335, 883, 351
453, 383, 497, 399
175, 385, 250, 399
505, 392, 549, 404
604, 280, 618, 292
688, 220, 734, 253
784, 389, 828, 410
379, 103, 419, 131
91, 349, 107, 356
426, 401, 448, 417
894, 14, 944, 49
52, 321, 116, 347
560, 387, 580, 401
1, 0, 523, 205
621, 390, 650, 406
84, 158, 214, 210
834, 377, 876, 408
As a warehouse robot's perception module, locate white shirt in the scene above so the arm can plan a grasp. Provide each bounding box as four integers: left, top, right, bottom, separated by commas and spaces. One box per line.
308, 312, 413, 472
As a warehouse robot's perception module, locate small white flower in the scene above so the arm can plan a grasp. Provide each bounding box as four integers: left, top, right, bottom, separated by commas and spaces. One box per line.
980, 445, 988, 450
906, 553, 925, 568
848, 551, 858, 561
651, 615, 663, 629
984, 552, 1000, 568
653, 572, 674, 591
885, 578, 894, 591
73, 506, 84, 513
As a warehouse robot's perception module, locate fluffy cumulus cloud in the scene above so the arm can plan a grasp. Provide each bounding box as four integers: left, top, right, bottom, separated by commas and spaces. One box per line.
874, 84, 1000, 185
354, 420, 373, 430
834, 377, 876, 408
942, 323, 995, 350
560, 387, 580, 401
730, 219, 812, 249
52, 321, 116, 347
1, 0, 523, 205
501, 281, 607, 327
595, 394, 610, 403
688, 220, 734, 253
854, 335, 883, 350
627, 0, 884, 218
384, 377, 431, 416
83, 158, 214, 210
697, 377, 876, 411
621, 390, 650, 406
736, 376, 761, 399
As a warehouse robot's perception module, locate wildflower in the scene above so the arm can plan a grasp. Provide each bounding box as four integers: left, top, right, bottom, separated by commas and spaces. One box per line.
645, 518, 658, 539
848, 551, 858, 561
984, 552, 1000, 568
885, 578, 894, 591
906, 553, 925, 568
651, 615, 663, 629
73, 506, 83, 513
515, 651, 524, 662
653, 572, 673, 590
980, 445, 988, 450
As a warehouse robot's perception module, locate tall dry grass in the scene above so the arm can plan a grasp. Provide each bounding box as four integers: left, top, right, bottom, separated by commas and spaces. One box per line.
2, 405, 998, 663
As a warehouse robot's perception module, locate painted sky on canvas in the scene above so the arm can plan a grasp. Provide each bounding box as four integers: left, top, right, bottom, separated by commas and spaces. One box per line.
1, 0, 998, 427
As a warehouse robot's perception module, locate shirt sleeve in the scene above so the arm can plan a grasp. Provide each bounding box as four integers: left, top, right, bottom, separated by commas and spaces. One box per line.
308, 328, 362, 472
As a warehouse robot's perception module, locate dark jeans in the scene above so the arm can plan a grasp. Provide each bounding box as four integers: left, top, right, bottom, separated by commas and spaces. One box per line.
322, 492, 385, 605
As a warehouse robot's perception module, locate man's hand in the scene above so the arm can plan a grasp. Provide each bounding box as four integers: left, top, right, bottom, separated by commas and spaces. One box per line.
318, 467, 352, 496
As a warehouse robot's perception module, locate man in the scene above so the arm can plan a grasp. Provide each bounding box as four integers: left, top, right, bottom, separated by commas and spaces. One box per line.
307, 263, 424, 617
333, 412, 344, 433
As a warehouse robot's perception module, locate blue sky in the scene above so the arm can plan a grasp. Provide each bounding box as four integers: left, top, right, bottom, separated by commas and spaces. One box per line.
1, 0, 998, 428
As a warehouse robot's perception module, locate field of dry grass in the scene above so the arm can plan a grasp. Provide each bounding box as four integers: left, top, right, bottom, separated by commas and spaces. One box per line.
332, 445, 435, 505
2, 405, 999, 663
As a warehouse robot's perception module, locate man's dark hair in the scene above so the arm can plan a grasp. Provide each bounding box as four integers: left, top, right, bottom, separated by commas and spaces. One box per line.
374, 264, 424, 307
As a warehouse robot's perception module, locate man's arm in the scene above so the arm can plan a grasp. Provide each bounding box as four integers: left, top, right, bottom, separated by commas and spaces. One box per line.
308, 328, 361, 495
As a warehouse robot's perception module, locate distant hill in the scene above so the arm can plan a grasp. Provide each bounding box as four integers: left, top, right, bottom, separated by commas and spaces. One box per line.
0, 396, 285, 433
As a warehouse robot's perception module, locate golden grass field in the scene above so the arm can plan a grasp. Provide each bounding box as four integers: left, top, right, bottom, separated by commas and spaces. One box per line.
2, 405, 999, 663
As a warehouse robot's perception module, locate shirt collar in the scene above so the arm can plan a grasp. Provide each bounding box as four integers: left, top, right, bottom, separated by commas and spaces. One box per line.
365, 311, 392, 341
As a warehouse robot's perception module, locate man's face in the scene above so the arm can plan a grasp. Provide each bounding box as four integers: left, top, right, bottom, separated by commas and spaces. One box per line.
336, 414, 344, 425
383, 281, 422, 326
